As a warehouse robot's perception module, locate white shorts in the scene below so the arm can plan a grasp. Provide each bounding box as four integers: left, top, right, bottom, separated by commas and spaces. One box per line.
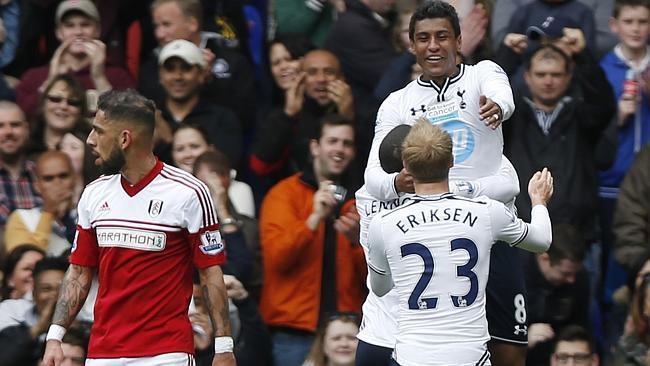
86, 352, 195, 366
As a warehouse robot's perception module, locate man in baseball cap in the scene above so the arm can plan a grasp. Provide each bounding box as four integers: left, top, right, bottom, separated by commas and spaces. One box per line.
526, 14, 579, 42
15, 0, 135, 117
156, 39, 243, 167
55, 0, 100, 24
158, 39, 206, 68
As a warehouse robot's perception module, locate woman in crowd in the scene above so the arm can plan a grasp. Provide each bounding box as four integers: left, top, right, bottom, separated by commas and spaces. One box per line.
302, 312, 360, 366
0, 245, 45, 301
267, 33, 313, 108
172, 123, 213, 174
249, 34, 313, 201
29, 75, 88, 154
172, 123, 255, 217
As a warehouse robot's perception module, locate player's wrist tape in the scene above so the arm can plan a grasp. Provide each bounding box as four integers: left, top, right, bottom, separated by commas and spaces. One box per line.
214, 336, 234, 353
46, 324, 66, 342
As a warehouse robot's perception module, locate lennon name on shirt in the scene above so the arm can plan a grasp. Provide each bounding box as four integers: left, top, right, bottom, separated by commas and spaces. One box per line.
395, 207, 477, 234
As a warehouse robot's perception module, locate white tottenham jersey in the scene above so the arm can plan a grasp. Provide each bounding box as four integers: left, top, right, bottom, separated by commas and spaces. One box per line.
367, 194, 550, 366
365, 61, 514, 201
355, 155, 519, 348
355, 185, 413, 347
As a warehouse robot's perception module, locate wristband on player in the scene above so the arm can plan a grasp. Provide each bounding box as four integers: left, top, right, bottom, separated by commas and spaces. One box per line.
45, 324, 67, 342
214, 336, 234, 353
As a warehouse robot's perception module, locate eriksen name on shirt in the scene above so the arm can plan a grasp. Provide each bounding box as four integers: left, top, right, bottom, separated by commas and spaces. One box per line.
395, 207, 477, 234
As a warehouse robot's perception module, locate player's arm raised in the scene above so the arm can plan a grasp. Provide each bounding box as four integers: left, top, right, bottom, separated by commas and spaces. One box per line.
199, 265, 237, 366
42, 264, 95, 366
491, 168, 554, 253
519, 168, 554, 252
477, 61, 515, 129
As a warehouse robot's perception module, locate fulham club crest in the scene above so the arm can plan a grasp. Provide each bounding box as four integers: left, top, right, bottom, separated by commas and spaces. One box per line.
148, 199, 164, 217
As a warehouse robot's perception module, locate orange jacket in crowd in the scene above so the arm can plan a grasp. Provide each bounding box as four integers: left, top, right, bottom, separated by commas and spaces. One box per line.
259, 172, 368, 332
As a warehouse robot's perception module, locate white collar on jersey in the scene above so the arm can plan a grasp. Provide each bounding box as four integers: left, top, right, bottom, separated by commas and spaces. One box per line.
416, 63, 465, 92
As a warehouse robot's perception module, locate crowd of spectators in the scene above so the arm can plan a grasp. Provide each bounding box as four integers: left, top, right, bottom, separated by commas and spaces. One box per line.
0, 0, 649, 365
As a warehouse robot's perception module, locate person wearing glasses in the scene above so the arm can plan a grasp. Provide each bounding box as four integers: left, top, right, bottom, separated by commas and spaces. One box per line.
28, 75, 89, 155
550, 325, 599, 366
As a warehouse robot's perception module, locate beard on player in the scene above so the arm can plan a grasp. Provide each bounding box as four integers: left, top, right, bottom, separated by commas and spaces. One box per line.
98, 146, 127, 175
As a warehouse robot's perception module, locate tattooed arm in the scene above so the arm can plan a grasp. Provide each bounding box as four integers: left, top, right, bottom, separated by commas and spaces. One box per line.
199, 265, 237, 366
42, 264, 94, 366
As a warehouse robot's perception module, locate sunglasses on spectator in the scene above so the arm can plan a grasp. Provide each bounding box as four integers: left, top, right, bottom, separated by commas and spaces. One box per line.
553, 352, 592, 365
46, 95, 83, 108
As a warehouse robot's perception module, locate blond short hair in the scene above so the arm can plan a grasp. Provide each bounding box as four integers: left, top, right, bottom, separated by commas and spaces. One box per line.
401, 118, 453, 183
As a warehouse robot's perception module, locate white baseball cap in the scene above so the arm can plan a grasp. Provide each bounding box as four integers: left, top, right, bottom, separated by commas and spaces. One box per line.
158, 40, 206, 67
56, 0, 100, 24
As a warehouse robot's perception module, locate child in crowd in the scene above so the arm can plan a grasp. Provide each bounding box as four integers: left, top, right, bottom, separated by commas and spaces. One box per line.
598, 0, 650, 338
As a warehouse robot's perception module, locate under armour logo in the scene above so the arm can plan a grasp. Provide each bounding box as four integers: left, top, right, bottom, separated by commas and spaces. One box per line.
457, 89, 467, 109
514, 325, 528, 336
542, 16, 554, 29
410, 105, 426, 116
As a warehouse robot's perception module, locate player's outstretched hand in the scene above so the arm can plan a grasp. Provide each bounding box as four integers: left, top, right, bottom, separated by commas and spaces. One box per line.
213, 352, 237, 366
42, 340, 64, 366
527, 167, 553, 206
479, 95, 503, 130
394, 168, 415, 193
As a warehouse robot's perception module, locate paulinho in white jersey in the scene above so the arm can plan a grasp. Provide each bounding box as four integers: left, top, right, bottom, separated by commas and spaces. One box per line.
365, 61, 514, 201
367, 193, 551, 366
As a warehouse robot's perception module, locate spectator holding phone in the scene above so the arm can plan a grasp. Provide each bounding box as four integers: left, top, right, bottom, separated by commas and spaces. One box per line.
259, 114, 367, 366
